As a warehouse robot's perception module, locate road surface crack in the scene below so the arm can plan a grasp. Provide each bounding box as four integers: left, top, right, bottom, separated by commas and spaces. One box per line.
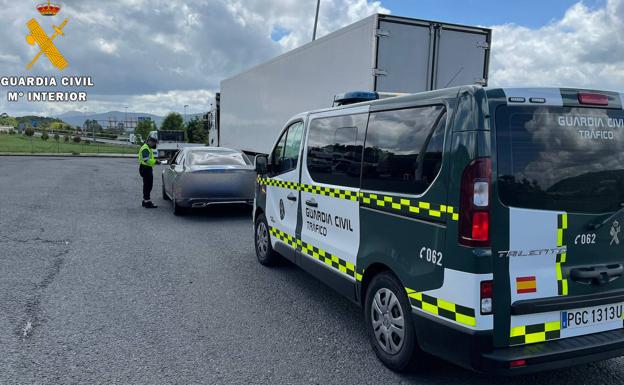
15, 248, 69, 339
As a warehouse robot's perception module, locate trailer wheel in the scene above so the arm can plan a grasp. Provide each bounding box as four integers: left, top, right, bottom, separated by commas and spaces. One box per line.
365, 272, 428, 372
254, 213, 279, 266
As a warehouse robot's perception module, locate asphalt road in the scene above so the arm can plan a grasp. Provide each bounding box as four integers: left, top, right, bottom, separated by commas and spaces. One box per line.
2, 156, 624, 385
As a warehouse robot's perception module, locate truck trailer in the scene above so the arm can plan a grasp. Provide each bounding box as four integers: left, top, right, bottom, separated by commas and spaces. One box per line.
148, 130, 204, 159
218, 13, 491, 154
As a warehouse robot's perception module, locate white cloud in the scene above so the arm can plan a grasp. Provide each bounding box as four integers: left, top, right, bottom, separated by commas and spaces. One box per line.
489, 0, 624, 91
0, 0, 386, 116
2, 0, 623, 119
97, 39, 118, 55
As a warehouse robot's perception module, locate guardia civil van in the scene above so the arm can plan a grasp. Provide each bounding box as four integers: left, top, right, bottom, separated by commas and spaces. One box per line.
252, 86, 624, 374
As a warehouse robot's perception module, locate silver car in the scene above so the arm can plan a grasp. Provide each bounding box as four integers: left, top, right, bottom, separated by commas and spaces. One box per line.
162, 147, 255, 215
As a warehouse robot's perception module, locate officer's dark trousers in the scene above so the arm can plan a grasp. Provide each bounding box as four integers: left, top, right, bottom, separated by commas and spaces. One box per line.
139, 165, 153, 201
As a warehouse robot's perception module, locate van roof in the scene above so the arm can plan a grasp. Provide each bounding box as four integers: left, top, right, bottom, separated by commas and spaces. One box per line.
301, 86, 624, 116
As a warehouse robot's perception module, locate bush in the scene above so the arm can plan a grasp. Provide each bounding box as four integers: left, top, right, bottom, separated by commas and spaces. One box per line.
24, 127, 35, 137
73, 135, 81, 143
41, 131, 49, 141
9, 129, 15, 135
53, 133, 60, 142
84, 140, 91, 145
64, 134, 70, 143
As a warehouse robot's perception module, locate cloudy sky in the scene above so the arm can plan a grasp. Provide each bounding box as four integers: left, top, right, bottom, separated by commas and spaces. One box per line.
0, 0, 623, 117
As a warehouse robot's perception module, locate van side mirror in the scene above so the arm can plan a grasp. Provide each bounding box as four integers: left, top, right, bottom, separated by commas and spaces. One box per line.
255, 154, 269, 174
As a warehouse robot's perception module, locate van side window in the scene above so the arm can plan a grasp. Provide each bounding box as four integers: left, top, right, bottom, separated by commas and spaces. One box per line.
272, 121, 303, 175
306, 113, 367, 187
362, 106, 446, 195
419, 111, 447, 187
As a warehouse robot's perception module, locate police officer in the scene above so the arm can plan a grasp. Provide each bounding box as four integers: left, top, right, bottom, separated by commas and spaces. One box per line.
138, 134, 160, 208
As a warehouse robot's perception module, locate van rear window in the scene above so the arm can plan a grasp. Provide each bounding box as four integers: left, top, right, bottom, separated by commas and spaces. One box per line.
496, 106, 624, 213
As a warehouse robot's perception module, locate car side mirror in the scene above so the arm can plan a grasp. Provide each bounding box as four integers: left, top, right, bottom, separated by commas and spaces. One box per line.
255, 154, 269, 174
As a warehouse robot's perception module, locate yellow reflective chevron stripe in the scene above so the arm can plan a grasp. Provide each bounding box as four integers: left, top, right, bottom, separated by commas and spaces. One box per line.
257, 177, 458, 222
557, 213, 569, 296
359, 192, 457, 222
510, 321, 561, 345
405, 288, 476, 327
301, 184, 359, 201
269, 227, 356, 279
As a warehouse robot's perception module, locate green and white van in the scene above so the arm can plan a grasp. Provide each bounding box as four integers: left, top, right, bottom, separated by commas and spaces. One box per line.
252, 86, 624, 374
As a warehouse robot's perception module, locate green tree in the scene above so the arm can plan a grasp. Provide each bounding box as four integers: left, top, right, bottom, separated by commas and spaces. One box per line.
135, 120, 154, 144
63, 134, 70, 143
161, 112, 184, 131
51, 121, 72, 132
185, 117, 208, 143
83, 119, 103, 133
0, 116, 18, 128
25, 127, 35, 137
53, 133, 60, 142
41, 130, 49, 141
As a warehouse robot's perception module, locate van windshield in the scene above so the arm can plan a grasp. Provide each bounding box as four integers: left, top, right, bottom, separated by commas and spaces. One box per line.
496, 106, 624, 213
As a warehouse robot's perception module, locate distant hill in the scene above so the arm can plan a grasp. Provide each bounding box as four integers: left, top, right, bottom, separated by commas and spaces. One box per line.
15, 116, 65, 129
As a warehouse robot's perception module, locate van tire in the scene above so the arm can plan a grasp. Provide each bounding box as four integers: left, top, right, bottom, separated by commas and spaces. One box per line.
365, 272, 427, 372
254, 213, 279, 266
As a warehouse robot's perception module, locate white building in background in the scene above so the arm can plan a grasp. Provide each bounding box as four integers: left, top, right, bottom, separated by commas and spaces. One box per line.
0, 125, 13, 133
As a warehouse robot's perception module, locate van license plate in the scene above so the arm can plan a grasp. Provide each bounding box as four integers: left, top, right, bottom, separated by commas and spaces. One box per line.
561, 304, 624, 329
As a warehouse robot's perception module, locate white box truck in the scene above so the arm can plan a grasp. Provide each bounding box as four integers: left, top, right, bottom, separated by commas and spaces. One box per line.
219, 14, 491, 154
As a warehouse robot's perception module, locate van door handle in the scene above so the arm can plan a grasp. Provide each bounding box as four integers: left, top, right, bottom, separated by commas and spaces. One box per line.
571, 264, 624, 286
287, 193, 297, 202
305, 198, 318, 208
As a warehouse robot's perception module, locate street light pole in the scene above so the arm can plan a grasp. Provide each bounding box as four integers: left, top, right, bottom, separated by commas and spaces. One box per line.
184, 105, 189, 125
124, 106, 128, 132
312, 0, 321, 41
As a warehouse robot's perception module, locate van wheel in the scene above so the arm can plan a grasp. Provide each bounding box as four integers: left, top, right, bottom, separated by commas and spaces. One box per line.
365, 272, 426, 372
162, 178, 170, 200
254, 213, 279, 266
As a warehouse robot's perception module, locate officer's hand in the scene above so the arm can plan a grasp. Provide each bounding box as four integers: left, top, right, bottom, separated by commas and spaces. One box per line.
156, 160, 162, 165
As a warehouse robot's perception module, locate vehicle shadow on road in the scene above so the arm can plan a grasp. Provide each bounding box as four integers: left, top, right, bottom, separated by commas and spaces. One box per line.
167, 204, 253, 221
273, 259, 624, 385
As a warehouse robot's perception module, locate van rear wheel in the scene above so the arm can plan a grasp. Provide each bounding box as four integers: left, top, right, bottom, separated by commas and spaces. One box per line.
365, 272, 427, 372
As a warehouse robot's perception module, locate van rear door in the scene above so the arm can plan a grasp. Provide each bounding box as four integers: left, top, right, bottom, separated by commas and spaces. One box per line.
492, 91, 624, 347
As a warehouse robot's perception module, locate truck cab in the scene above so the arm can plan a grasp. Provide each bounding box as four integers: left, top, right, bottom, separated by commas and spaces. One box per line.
252, 86, 624, 374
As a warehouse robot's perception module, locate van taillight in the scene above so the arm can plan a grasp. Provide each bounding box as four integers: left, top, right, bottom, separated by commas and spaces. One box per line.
472, 212, 489, 241
578, 92, 609, 106
459, 158, 491, 247
480, 280, 493, 315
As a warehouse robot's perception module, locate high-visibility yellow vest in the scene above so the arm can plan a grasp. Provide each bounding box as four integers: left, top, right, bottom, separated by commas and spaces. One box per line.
138, 143, 156, 167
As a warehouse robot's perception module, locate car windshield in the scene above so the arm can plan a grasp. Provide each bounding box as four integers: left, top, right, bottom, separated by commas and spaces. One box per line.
496, 105, 624, 213
188, 150, 250, 166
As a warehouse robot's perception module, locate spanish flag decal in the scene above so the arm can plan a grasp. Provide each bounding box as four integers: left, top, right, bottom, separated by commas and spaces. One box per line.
516, 276, 537, 294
